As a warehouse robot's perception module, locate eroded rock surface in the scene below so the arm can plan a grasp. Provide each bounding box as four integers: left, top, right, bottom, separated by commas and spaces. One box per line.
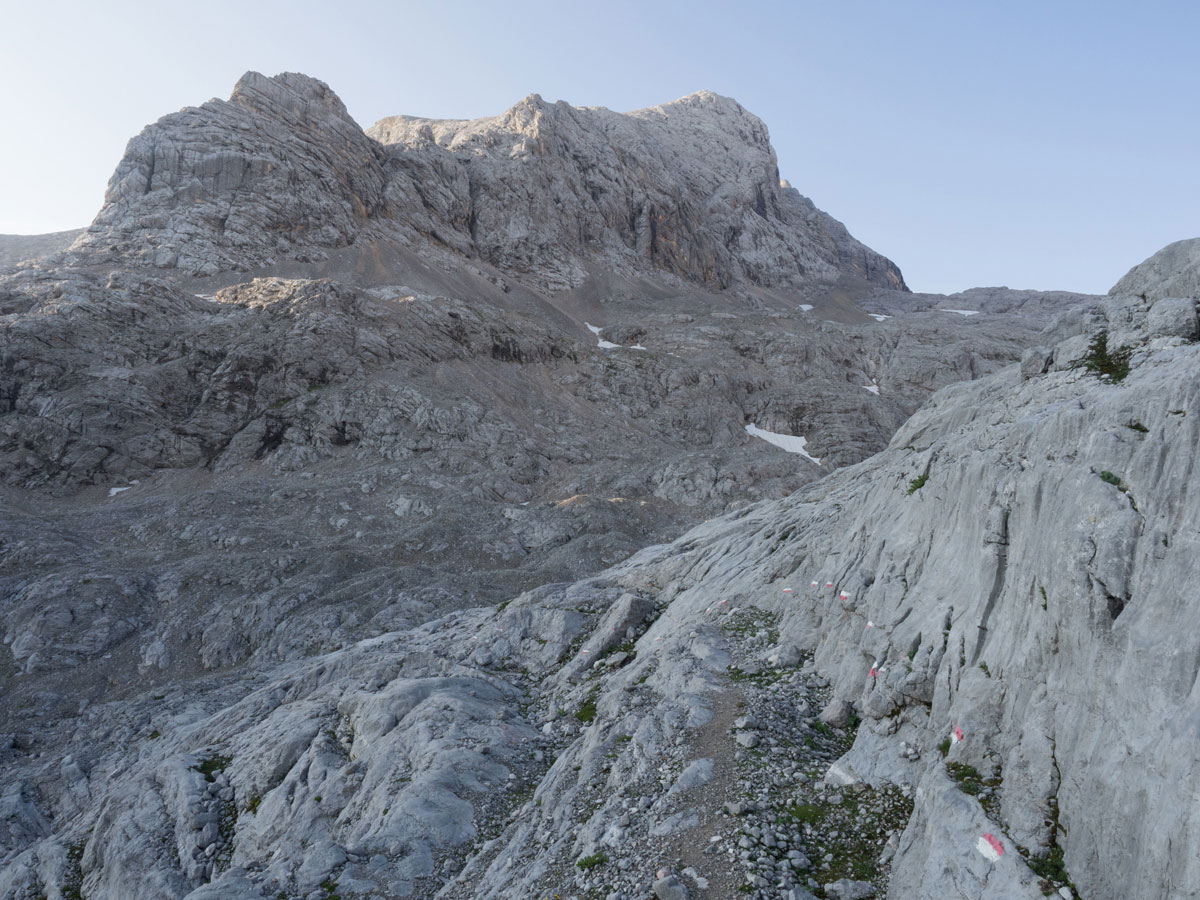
66, 73, 903, 296
6, 70, 1182, 900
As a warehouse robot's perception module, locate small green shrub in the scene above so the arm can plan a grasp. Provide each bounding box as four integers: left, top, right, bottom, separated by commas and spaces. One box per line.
1027, 844, 1069, 884
938, 737, 951, 757
1126, 421, 1148, 433
192, 754, 232, 783
1077, 332, 1131, 383
907, 473, 928, 494
576, 851, 608, 869
780, 802, 824, 824
946, 762, 984, 795
1098, 470, 1129, 493
574, 689, 599, 723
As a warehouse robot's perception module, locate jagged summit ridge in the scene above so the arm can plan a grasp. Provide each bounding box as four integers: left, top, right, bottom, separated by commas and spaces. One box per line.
76, 72, 387, 276
73, 72, 905, 293
370, 85, 904, 292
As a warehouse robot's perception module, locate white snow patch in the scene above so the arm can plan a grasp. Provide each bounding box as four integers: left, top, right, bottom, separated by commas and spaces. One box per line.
867, 313, 891, 322
745, 423, 821, 465
584, 322, 646, 351
864, 384, 880, 395
798, 304, 814, 312
943, 308, 980, 316
108, 486, 132, 497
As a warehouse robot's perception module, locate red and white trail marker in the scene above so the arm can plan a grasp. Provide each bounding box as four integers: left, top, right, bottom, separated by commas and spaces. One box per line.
865, 621, 874, 629
825, 581, 834, 588
839, 591, 849, 600
952, 726, 964, 745
810, 581, 819, 587
783, 587, 793, 594
868, 667, 878, 678
976, 833, 1005, 862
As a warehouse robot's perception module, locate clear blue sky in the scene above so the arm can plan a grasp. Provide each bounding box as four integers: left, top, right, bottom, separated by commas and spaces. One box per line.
2, 0, 1196, 294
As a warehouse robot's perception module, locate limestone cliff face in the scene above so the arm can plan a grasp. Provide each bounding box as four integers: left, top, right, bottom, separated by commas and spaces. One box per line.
75, 72, 388, 275
74, 72, 905, 293
372, 91, 906, 292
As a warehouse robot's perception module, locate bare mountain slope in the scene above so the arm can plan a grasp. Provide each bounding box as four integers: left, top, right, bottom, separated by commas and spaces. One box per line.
0, 244, 1195, 900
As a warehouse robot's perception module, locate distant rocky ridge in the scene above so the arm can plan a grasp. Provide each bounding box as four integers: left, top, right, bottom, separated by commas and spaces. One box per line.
67, 72, 903, 294
0, 229, 84, 268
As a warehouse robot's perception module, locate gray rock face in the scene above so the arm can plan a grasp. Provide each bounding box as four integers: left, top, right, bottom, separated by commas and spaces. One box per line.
2, 274, 1197, 899
75, 72, 387, 276
652, 873, 691, 900
1110, 236, 1200, 302
71, 72, 904, 294
825, 879, 876, 899
1145, 296, 1198, 339
0, 258, 1055, 708
819, 699, 853, 728
371, 93, 906, 292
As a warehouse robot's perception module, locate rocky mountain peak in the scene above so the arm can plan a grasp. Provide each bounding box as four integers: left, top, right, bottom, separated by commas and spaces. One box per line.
74, 71, 386, 276
228, 70, 361, 127
630, 89, 770, 145
65, 72, 904, 293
